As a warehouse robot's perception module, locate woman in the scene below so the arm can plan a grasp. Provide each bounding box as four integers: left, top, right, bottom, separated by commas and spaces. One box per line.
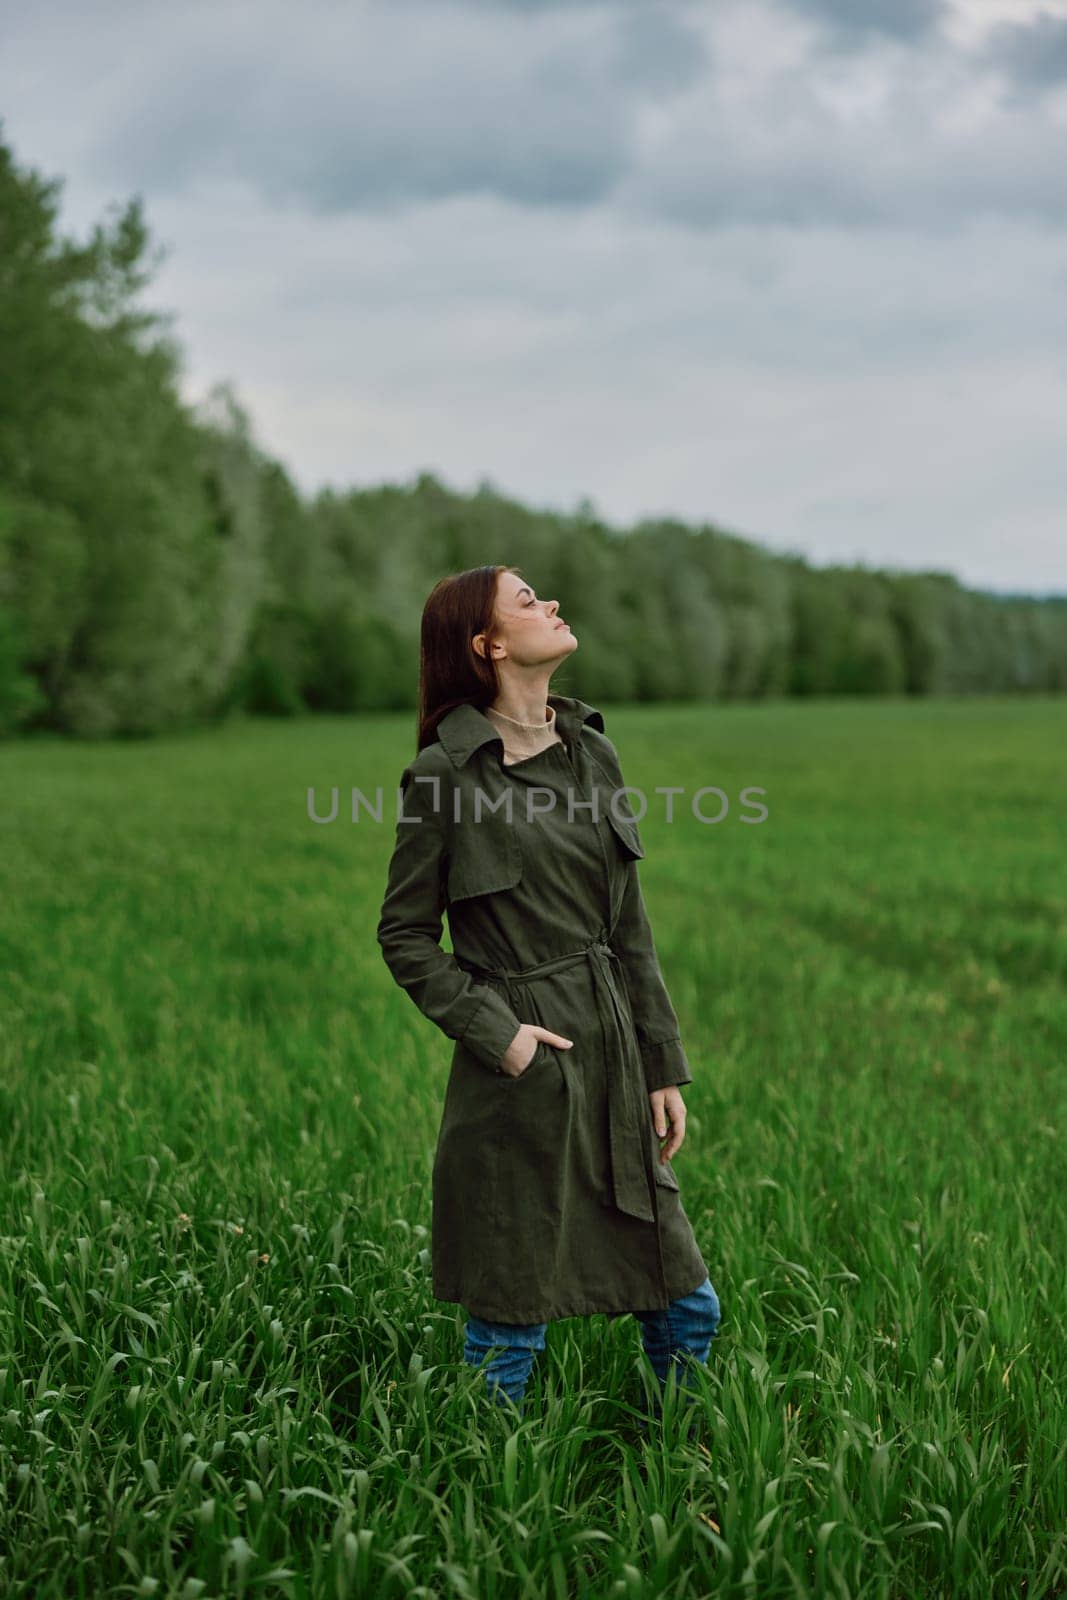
376, 564, 721, 1419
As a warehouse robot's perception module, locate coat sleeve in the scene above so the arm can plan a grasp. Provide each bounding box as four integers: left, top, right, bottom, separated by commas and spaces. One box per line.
612, 858, 694, 1093
376, 761, 524, 1073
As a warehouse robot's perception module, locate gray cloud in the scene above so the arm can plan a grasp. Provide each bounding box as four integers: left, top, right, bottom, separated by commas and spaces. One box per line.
982, 11, 1067, 92
88, 3, 706, 214
617, 20, 1067, 234
608, 4, 708, 91
451, 0, 695, 10
628, 118, 1067, 232
776, 0, 946, 42
73, 0, 1067, 235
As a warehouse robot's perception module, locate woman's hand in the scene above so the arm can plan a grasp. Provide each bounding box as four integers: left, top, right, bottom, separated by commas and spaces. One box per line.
649, 1086, 687, 1162
498, 1023, 574, 1079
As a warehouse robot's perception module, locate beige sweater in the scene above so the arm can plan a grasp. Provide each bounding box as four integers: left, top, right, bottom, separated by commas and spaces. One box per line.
484, 703, 564, 765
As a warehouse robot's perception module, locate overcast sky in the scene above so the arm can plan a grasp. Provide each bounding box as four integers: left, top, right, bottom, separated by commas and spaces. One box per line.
3, 0, 1066, 593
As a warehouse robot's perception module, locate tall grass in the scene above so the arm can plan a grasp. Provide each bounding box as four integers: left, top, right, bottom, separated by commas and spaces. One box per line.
1, 695, 1063, 1597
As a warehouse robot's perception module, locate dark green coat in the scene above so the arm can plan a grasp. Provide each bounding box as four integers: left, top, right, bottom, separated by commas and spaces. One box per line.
376, 692, 708, 1322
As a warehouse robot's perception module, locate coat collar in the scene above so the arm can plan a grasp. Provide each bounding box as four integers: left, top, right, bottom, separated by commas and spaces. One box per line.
435, 693, 604, 769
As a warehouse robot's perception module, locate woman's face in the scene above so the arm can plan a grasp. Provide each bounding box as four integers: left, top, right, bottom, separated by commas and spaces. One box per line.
479, 570, 577, 667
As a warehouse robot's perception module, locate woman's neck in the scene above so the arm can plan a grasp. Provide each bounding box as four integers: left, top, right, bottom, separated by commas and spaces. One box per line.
486, 700, 552, 728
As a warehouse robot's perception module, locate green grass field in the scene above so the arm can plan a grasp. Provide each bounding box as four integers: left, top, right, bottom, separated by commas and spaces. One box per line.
1, 695, 1064, 1598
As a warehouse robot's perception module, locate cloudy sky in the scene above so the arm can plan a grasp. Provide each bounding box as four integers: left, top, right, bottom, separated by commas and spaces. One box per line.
3, 0, 1066, 593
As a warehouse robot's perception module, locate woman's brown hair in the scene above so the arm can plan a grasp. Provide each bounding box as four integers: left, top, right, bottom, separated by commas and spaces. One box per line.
416, 564, 525, 753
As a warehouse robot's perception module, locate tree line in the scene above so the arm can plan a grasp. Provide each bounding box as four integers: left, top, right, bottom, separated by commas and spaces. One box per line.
2, 132, 1064, 740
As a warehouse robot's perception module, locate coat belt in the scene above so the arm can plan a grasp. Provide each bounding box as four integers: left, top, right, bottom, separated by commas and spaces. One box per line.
457, 933, 656, 1223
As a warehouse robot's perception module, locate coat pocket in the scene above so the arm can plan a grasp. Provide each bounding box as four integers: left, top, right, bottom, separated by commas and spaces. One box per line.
588, 751, 646, 861
606, 808, 645, 861
498, 1037, 554, 1085
446, 817, 523, 903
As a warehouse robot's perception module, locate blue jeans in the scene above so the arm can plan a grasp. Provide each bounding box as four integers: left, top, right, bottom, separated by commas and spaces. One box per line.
462, 1276, 722, 1419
